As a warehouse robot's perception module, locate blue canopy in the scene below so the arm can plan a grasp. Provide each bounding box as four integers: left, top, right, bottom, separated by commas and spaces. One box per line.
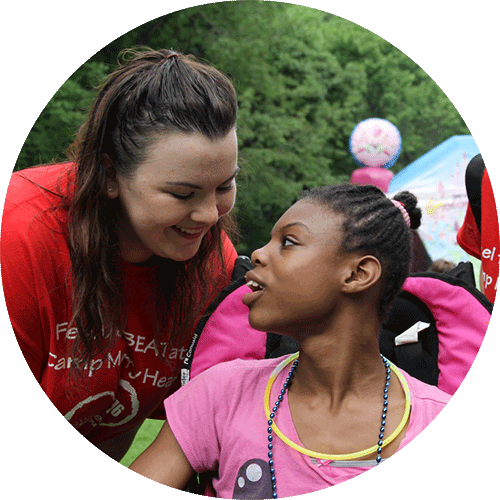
388, 135, 480, 263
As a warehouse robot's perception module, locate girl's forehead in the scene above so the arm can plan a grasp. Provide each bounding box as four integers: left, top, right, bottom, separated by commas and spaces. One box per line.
275, 200, 343, 232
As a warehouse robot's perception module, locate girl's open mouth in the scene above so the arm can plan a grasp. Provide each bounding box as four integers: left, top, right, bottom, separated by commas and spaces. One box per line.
242, 275, 266, 307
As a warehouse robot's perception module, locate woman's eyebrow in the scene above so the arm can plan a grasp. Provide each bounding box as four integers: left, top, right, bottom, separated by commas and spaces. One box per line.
222, 167, 241, 184
163, 167, 240, 190
163, 181, 203, 190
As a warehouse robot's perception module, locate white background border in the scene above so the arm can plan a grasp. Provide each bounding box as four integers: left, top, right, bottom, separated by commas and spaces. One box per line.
2, 1, 497, 498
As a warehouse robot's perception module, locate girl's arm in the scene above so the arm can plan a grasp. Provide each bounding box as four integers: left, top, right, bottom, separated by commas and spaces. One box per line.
129, 419, 195, 489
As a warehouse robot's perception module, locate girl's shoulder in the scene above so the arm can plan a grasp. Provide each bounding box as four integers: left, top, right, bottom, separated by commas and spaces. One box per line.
399, 368, 451, 418
198, 355, 291, 382
166, 356, 291, 420
397, 369, 452, 450
185, 355, 294, 399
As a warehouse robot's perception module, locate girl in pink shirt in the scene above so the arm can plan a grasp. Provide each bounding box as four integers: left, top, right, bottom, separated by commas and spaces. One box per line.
130, 183, 450, 498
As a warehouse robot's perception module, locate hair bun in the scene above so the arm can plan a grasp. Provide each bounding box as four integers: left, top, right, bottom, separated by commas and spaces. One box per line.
393, 191, 422, 230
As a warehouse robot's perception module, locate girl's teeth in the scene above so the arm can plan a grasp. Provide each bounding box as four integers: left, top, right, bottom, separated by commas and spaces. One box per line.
247, 280, 264, 291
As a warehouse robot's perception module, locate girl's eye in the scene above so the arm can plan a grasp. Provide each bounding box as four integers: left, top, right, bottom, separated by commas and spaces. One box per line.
283, 237, 296, 247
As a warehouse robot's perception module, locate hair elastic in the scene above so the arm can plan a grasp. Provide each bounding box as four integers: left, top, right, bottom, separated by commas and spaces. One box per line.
391, 199, 411, 228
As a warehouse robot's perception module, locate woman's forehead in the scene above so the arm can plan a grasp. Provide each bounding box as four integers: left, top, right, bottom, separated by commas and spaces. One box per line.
131, 130, 238, 181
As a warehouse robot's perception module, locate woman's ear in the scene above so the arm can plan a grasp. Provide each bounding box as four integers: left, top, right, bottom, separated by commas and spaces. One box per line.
104, 155, 119, 199
342, 255, 382, 294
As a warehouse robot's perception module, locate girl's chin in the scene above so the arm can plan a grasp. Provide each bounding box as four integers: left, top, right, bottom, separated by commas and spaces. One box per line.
247, 314, 276, 335
248, 315, 299, 341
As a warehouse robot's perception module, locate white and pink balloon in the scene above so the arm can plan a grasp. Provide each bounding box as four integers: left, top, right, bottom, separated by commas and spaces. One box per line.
349, 118, 402, 193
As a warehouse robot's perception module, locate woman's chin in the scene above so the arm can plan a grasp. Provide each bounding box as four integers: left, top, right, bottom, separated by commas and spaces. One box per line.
153, 240, 203, 262
163, 248, 200, 262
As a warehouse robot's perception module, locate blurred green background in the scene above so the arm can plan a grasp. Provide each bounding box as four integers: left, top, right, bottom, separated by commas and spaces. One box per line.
120, 419, 163, 467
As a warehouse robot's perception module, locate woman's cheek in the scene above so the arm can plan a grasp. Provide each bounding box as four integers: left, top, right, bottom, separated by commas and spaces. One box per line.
218, 190, 236, 217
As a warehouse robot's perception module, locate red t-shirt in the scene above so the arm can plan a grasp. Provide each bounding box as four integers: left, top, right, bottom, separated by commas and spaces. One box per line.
457, 169, 499, 303
1, 163, 238, 445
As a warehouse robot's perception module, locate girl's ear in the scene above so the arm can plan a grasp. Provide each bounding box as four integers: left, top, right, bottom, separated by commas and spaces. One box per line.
104, 155, 119, 199
342, 255, 382, 294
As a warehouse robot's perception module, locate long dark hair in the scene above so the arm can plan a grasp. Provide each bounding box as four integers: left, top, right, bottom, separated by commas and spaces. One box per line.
65, 48, 238, 377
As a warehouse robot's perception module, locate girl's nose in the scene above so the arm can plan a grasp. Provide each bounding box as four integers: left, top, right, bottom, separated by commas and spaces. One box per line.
251, 245, 269, 266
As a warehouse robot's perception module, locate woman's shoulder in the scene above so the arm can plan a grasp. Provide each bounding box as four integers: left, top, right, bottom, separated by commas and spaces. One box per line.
4, 163, 75, 220
7, 163, 75, 203
2, 163, 75, 251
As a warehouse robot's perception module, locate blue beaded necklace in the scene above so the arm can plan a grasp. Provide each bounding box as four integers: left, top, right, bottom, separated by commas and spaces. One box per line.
266, 354, 393, 499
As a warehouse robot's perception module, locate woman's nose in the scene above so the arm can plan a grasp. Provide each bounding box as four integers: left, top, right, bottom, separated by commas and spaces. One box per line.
191, 195, 220, 226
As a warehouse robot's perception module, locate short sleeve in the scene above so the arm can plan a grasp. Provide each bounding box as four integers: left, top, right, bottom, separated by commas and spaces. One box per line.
457, 203, 481, 259
2, 182, 46, 380
164, 365, 225, 472
1, 170, 71, 381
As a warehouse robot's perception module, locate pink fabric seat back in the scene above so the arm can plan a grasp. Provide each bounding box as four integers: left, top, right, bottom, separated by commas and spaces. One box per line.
402, 276, 491, 394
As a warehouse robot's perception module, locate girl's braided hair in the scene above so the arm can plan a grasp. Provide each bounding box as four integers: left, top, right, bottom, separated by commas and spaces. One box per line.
299, 183, 422, 319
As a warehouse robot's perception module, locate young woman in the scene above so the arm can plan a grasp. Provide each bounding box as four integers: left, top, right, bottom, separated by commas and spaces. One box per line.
1, 48, 243, 461
129, 183, 451, 498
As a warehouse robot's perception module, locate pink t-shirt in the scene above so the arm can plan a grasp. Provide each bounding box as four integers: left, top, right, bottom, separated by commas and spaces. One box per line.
165, 355, 450, 499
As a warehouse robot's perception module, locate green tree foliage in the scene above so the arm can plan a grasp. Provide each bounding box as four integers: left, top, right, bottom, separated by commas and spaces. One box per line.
14, 1, 469, 252
16, 61, 110, 171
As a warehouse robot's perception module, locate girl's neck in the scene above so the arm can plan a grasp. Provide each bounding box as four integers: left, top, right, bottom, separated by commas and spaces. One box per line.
289, 312, 385, 409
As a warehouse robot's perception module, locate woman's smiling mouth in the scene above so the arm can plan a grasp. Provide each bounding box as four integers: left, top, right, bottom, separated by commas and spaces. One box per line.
172, 225, 205, 239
